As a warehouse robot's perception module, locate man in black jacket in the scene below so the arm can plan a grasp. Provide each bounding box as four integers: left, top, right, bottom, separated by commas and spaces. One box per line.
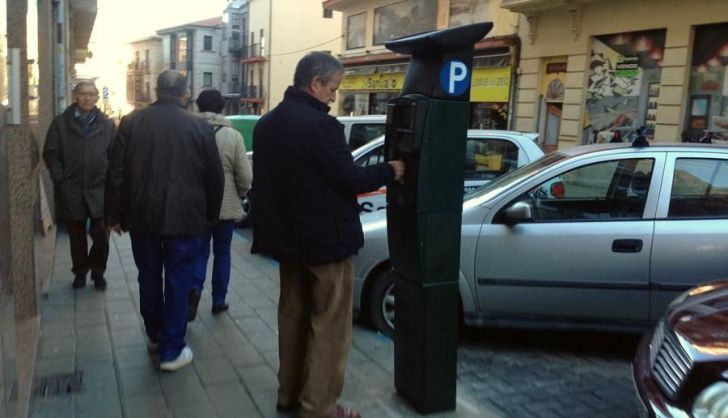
43, 81, 116, 290
106, 70, 224, 372
251, 52, 404, 418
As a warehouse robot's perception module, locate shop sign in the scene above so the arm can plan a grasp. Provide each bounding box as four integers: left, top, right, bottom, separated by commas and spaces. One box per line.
470, 66, 511, 103
340, 72, 405, 91
614, 56, 640, 78
546, 62, 567, 74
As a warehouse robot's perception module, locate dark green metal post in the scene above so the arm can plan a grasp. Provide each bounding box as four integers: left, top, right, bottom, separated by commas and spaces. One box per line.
384, 22, 493, 414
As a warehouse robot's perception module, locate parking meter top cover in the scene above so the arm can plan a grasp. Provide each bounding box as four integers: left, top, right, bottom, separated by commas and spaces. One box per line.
384, 22, 494, 56
385, 22, 494, 100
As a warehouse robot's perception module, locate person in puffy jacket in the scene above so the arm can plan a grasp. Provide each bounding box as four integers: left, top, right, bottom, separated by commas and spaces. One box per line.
188, 89, 252, 320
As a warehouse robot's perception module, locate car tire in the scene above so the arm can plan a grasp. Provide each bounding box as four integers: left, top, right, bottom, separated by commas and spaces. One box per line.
369, 269, 395, 337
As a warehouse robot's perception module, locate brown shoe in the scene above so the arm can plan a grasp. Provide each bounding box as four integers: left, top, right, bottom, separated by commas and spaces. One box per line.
329, 404, 361, 418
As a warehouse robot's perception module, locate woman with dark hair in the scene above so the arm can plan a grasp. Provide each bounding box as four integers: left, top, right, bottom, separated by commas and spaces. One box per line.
189, 89, 252, 319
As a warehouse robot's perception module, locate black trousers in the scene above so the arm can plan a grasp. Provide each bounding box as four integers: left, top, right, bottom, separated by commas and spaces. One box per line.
66, 218, 109, 278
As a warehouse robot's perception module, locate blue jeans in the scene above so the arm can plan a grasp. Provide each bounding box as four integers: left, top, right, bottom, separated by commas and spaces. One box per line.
193, 220, 235, 306
130, 232, 199, 362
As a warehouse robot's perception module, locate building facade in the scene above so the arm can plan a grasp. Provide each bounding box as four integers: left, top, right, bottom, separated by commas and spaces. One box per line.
1, 0, 97, 416
126, 36, 164, 109
323, 0, 519, 128
157, 17, 223, 103
503, 0, 728, 149
221, 0, 248, 114
233, 0, 341, 115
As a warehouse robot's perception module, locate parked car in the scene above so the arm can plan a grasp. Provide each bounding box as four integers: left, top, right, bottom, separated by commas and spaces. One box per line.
354, 142, 728, 335
354, 130, 544, 214
633, 279, 728, 418
239, 128, 540, 226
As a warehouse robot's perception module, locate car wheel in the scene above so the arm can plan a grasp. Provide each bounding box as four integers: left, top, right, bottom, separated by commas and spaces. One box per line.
369, 269, 395, 337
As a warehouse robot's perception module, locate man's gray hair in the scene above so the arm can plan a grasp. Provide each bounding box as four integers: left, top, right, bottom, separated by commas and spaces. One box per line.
73, 81, 98, 94
157, 69, 188, 98
293, 51, 344, 88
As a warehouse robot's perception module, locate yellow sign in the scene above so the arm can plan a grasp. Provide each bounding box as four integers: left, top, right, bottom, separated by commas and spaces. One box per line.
340, 66, 512, 103
470, 67, 511, 103
340, 73, 405, 91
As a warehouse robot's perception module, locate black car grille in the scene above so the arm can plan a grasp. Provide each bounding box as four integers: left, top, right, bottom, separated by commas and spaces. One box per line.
650, 320, 693, 400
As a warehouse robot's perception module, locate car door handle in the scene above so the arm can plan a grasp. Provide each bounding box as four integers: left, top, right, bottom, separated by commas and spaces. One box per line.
612, 239, 643, 253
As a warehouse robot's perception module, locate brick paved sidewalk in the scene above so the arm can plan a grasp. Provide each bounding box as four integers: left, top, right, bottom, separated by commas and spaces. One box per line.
29, 231, 495, 418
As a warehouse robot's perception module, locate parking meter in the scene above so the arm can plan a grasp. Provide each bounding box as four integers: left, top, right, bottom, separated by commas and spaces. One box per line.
384, 22, 493, 413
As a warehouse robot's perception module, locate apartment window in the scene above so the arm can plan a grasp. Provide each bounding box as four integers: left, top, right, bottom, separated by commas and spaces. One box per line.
176, 34, 188, 69
347, 13, 366, 49
232, 13, 240, 29
373, 0, 437, 45
323, 8, 333, 19
145, 82, 150, 100
203, 35, 213, 51
203, 72, 213, 87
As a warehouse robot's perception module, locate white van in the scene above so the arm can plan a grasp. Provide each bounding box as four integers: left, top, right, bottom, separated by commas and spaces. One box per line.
337, 115, 386, 150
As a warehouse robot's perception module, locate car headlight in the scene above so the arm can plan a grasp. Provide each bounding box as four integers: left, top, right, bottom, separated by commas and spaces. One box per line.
693, 381, 728, 418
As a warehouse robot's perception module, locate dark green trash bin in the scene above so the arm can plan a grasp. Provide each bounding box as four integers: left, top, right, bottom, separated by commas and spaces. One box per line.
226, 115, 260, 151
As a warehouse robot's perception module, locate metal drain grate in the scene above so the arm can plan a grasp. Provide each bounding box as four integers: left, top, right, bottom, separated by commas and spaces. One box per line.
9, 371, 84, 400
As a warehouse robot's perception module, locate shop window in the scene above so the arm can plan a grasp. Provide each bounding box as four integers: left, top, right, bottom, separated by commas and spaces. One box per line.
373, 0, 437, 45
347, 12, 366, 50
585, 30, 665, 143
685, 23, 728, 141
449, 0, 489, 28
470, 103, 508, 130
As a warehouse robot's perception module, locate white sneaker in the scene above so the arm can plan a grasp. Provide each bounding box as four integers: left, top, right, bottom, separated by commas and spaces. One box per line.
160, 346, 193, 371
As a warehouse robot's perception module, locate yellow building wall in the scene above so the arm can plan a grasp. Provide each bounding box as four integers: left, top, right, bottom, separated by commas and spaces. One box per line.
514, 0, 728, 147
336, 0, 520, 58
268, 0, 342, 112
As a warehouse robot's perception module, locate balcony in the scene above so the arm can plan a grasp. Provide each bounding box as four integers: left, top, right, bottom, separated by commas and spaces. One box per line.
500, 0, 607, 13
241, 85, 263, 99
228, 39, 244, 54
244, 43, 260, 58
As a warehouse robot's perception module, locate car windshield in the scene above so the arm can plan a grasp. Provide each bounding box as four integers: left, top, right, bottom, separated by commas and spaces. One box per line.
463, 152, 568, 208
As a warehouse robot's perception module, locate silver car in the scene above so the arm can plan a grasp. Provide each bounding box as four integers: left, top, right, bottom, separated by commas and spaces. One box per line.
353, 130, 544, 214
354, 143, 728, 335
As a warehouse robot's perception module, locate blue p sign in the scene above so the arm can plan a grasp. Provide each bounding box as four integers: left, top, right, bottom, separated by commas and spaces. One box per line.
439, 60, 470, 96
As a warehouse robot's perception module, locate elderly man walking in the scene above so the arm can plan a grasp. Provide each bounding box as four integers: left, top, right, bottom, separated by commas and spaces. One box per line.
105, 70, 224, 371
252, 52, 405, 418
43, 81, 116, 290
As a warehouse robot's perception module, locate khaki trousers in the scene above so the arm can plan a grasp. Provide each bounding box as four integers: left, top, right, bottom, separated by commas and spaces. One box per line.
278, 257, 354, 418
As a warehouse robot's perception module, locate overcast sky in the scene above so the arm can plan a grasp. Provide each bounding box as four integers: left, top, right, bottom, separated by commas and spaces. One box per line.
76, 0, 229, 113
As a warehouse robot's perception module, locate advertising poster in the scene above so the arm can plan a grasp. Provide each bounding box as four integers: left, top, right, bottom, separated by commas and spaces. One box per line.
586, 29, 665, 141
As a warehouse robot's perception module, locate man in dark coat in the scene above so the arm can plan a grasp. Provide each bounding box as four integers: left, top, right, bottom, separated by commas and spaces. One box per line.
43, 81, 116, 290
251, 52, 404, 418
105, 70, 224, 372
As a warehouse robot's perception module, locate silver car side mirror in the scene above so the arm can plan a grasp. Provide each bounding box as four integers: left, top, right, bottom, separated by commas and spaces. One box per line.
504, 201, 533, 223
